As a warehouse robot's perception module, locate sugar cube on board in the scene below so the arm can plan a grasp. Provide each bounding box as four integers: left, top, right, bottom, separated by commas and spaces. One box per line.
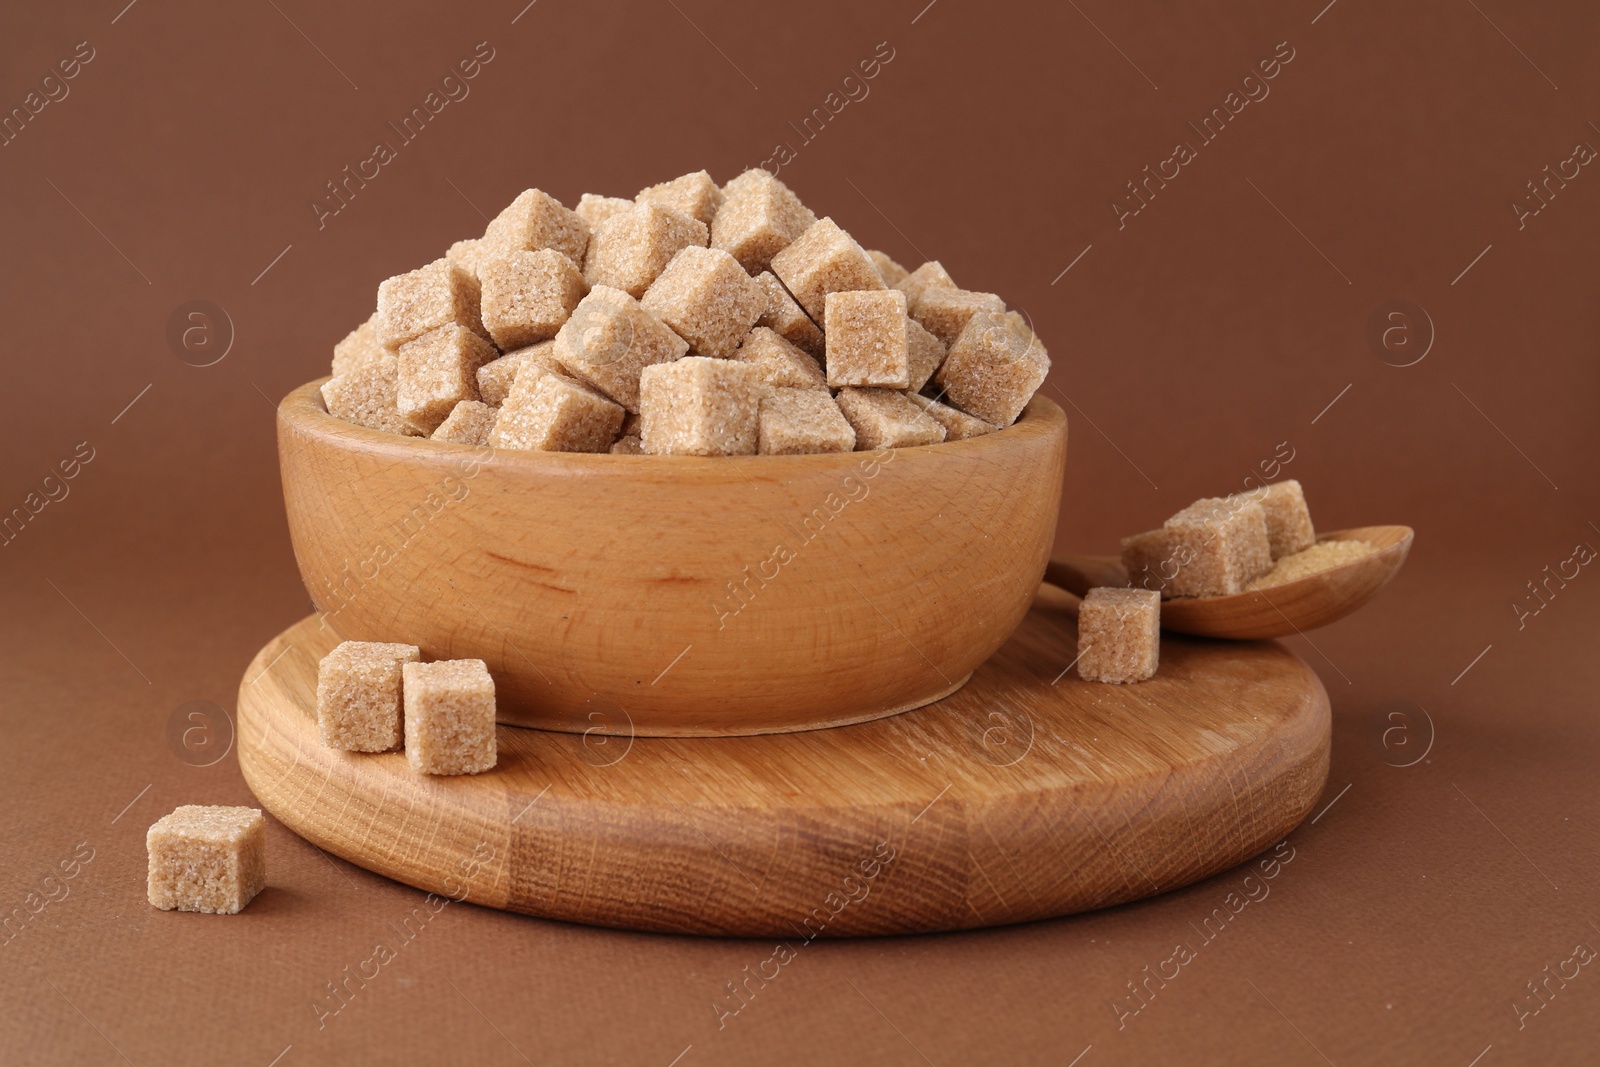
641, 247, 766, 360
834, 387, 947, 450
1077, 588, 1160, 683
146, 806, 266, 914
316, 640, 420, 751
403, 660, 497, 776
639, 357, 762, 456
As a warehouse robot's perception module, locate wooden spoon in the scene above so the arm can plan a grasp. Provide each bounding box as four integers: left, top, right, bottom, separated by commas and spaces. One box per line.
1044, 525, 1414, 639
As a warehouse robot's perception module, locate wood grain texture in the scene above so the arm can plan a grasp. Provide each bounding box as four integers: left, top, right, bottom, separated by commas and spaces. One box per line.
278, 381, 1066, 736
1045, 526, 1414, 640
237, 588, 1331, 937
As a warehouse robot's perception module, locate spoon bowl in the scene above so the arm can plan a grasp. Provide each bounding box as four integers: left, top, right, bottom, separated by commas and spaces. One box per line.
1044, 525, 1414, 639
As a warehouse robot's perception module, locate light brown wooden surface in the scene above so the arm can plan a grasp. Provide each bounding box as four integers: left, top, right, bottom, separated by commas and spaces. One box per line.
278, 381, 1066, 736
236, 587, 1331, 937
1045, 525, 1414, 639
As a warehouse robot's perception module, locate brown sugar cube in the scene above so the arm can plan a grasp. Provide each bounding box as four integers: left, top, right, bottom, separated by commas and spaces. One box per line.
641, 247, 766, 359
446, 238, 484, 282
834, 387, 946, 451
754, 271, 825, 358
397, 323, 498, 434
575, 193, 633, 230
759, 388, 856, 454
477, 341, 560, 407
732, 327, 828, 392
1235, 479, 1315, 559
316, 640, 420, 751
403, 660, 496, 776
376, 258, 479, 348
711, 169, 816, 274
1120, 528, 1175, 596
894, 260, 957, 313
620, 411, 642, 437
906, 392, 996, 441
1077, 588, 1160, 684
934, 310, 1049, 427
584, 202, 708, 298
869, 249, 909, 287
481, 188, 589, 265
770, 217, 885, 322
610, 435, 644, 455
639, 357, 762, 456
553, 285, 689, 412
636, 170, 724, 228
331, 313, 390, 377
322, 353, 419, 437
825, 290, 911, 388
487, 368, 624, 452
479, 249, 587, 350
905, 318, 947, 392
146, 806, 266, 914
914, 286, 1007, 347
431, 400, 498, 446
1163, 496, 1273, 597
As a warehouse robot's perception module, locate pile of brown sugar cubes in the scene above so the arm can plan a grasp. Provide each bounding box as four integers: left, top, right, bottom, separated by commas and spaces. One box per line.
322, 170, 1050, 455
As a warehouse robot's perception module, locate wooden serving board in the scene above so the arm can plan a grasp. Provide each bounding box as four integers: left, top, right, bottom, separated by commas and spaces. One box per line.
237, 587, 1329, 937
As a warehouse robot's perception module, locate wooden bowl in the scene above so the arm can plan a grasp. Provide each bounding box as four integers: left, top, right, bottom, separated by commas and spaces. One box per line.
276, 381, 1067, 736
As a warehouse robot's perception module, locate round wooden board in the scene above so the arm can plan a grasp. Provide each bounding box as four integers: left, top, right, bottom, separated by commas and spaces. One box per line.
237, 587, 1330, 937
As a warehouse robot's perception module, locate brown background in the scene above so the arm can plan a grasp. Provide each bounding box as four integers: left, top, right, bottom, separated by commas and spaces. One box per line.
2, 0, 1597, 1063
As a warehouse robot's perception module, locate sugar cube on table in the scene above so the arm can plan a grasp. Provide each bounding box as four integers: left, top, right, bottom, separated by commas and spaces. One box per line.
914, 287, 1006, 347
711, 169, 816, 274
376, 258, 481, 349
584, 203, 708, 298
1235, 479, 1315, 559
894, 260, 957, 313
316, 640, 420, 751
770, 217, 885, 322
554, 285, 689, 412
431, 400, 498, 446
825, 290, 911, 389
636, 170, 725, 227
754, 271, 825, 358
869, 249, 909, 287
322, 352, 419, 436
905, 392, 996, 440
487, 367, 624, 452
332, 313, 389, 378
481, 188, 590, 265
731, 327, 828, 392
641, 247, 766, 359
575, 193, 633, 230
758, 388, 856, 454
834, 387, 947, 450
1163, 496, 1272, 597
933, 309, 1050, 427
639, 357, 763, 456
403, 660, 497, 776
1120, 528, 1173, 596
479, 249, 587, 350
1077, 587, 1160, 683
905, 318, 947, 392
397, 323, 498, 434
146, 806, 266, 914
477, 341, 560, 407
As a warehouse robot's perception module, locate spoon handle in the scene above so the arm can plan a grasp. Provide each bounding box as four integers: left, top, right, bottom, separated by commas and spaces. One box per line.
1043, 556, 1129, 598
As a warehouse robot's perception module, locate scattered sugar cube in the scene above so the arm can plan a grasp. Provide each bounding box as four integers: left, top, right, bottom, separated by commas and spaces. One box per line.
835, 387, 947, 450
376, 258, 480, 348
146, 806, 266, 914
322, 353, 419, 436
481, 188, 589, 265
770, 217, 885, 322
1237, 480, 1315, 559
1120, 528, 1173, 596
479, 249, 587, 350
397, 323, 498, 434
731, 327, 828, 391
477, 341, 560, 407
639, 357, 762, 456
1077, 588, 1160, 684
610, 435, 644, 454
636, 170, 724, 227
316, 640, 420, 751
825, 290, 910, 388
914, 287, 1007, 347
641, 247, 766, 359
906, 392, 996, 440
905, 318, 947, 392
869, 250, 909, 287
759, 388, 856, 454
934, 310, 1049, 427
895, 260, 957, 313
487, 368, 624, 452
1163, 497, 1273, 597
403, 660, 497, 776
584, 202, 708, 298
331, 313, 389, 378
576, 193, 633, 230
711, 169, 816, 273
754, 271, 825, 358
553, 285, 689, 412
432, 400, 498, 445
